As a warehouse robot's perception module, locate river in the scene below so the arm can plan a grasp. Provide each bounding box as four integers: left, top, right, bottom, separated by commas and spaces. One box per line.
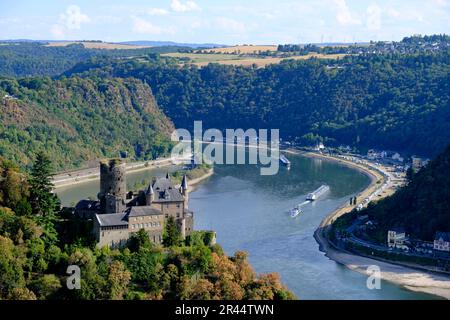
56, 153, 435, 300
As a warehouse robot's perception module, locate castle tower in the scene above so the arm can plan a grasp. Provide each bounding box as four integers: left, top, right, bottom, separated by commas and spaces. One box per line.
98, 159, 126, 213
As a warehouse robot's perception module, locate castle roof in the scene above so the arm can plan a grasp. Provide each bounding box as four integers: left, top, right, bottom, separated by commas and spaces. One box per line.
75, 199, 100, 211
127, 206, 163, 217
95, 212, 128, 227
95, 206, 164, 227
150, 176, 184, 203
145, 183, 154, 195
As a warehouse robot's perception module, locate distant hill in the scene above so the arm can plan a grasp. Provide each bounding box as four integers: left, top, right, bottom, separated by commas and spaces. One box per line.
118, 41, 225, 49
0, 76, 174, 170
65, 49, 450, 157
0, 42, 181, 77
361, 143, 450, 241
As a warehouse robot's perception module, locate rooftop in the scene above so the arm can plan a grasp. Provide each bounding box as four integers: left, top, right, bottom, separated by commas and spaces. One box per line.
75, 199, 100, 211
95, 212, 128, 227
151, 176, 185, 203
127, 206, 163, 217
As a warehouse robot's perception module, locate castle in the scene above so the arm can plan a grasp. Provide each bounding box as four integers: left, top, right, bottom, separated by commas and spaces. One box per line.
74, 159, 193, 248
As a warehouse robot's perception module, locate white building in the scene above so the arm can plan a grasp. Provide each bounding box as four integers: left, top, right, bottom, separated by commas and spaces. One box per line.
434, 232, 450, 254
314, 142, 325, 152
387, 228, 409, 250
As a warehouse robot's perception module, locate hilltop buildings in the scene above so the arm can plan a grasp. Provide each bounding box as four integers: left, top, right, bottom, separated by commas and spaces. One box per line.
74, 159, 193, 249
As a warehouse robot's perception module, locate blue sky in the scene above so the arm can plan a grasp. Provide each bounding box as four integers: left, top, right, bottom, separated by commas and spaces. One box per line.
0, 0, 449, 44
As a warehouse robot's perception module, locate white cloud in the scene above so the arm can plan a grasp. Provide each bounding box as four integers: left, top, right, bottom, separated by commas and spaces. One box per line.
50, 5, 90, 38
50, 24, 65, 38
60, 5, 90, 30
147, 8, 169, 16
131, 16, 175, 35
429, 0, 448, 7
386, 6, 424, 22
332, 0, 361, 26
216, 17, 247, 33
366, 4, 382, 31
170, 0, 200, 13
95, 15, 123, 24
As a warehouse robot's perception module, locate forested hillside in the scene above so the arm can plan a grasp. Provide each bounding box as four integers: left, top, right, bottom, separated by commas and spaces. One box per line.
0, 42, 180, 77
359, 143, 450, 241
0, 76, 174, 170
0, 37, 449, 171
66, 51, 450, 156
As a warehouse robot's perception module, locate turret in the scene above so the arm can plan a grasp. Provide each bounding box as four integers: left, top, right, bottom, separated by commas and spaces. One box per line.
145, 183, 154, 206
181, 174, 188, 195
181, 174, 189, 209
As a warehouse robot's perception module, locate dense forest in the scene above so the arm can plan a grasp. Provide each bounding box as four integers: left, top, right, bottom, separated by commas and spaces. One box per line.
350, 143, 450, 242
0, 42, 181, 77
0, 155, 294, 300
65, 50, 450, 157
0, 76, 174, 170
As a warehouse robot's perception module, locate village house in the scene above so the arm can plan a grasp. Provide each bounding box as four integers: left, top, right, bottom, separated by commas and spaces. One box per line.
387, 227, 409, 251
434, 231, 450, 256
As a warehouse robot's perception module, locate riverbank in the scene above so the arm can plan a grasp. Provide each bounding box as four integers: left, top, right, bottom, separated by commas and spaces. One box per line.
188, 168, 214, 192
308, 151, 450, 300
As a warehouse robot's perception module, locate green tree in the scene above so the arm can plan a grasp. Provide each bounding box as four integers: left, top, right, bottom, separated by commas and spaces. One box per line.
7, 287, 37, 300
29, 152, 60, 245
128, 229, 152, 252
29, 274, 62, 300
108, 260, 131, 300
0, 235, 26, 298
163, 217, 182, 247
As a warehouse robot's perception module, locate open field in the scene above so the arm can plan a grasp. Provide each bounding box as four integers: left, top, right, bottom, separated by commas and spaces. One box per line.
200, 45, 278, 54
45, 41, 151, 49
161, 52, 246, 63
190, 53, 348, 67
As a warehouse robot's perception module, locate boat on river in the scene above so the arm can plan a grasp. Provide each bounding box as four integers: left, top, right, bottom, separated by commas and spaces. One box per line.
279, 154, 291, 170
306, 185, 330, 201
289, 206, 303, 218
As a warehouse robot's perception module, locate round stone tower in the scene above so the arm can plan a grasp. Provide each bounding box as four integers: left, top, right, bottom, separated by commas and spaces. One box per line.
98, 159, 126, 213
